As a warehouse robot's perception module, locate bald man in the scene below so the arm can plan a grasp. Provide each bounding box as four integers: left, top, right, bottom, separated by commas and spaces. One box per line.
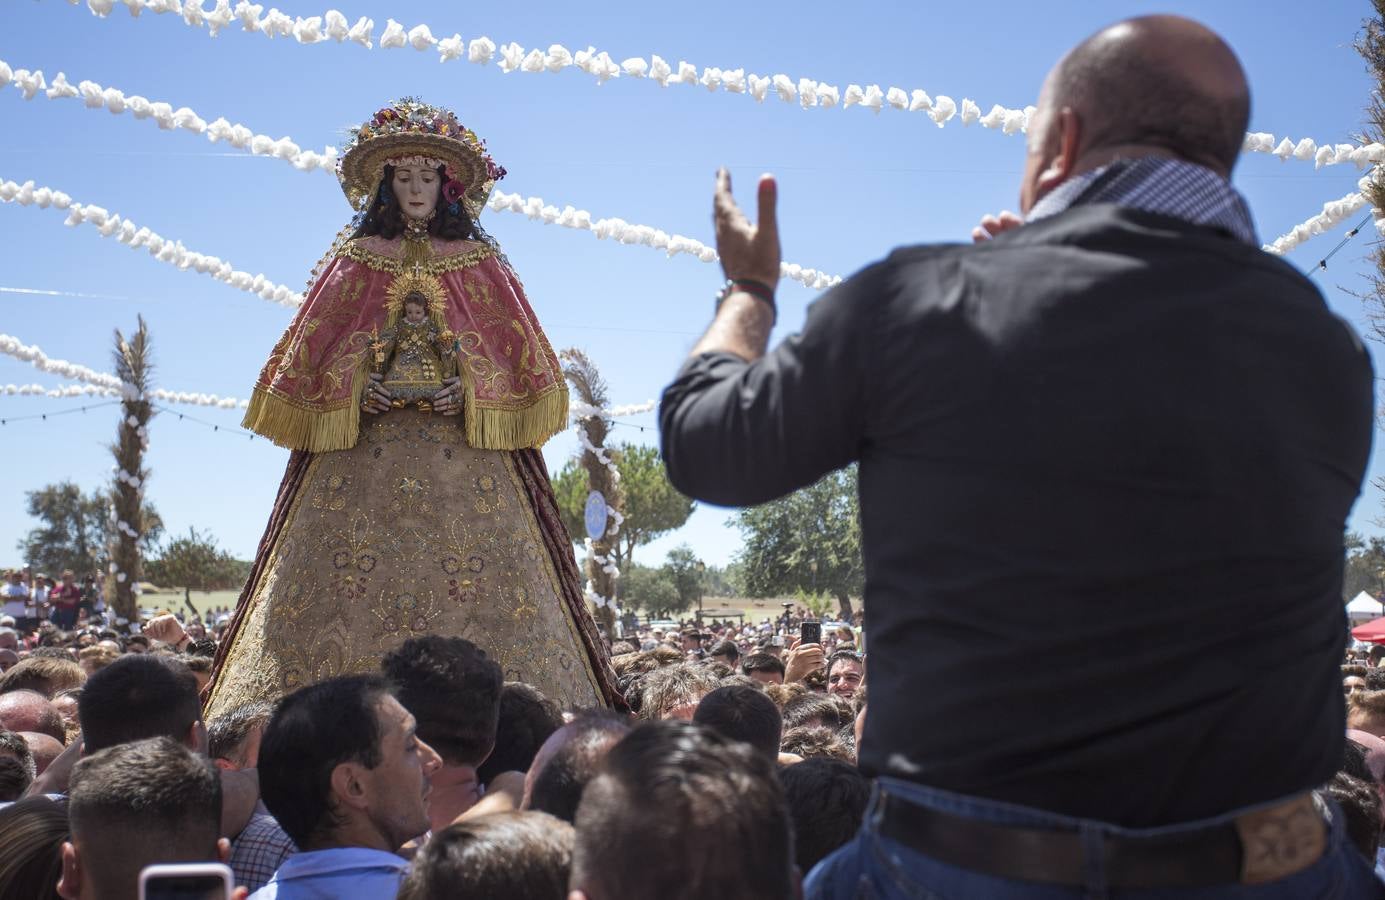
0, 689, 66, 745
660, 15, 1377, 898
20, 731, 64, 775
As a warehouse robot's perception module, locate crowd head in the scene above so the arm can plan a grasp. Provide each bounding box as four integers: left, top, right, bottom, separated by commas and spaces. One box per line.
258, 674, 442, 853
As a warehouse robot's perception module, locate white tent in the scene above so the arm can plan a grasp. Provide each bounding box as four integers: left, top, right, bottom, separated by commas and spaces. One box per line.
1347, 592, 1384, 621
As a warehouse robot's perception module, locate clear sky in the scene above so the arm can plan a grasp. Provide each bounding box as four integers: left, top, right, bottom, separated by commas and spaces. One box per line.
2, 0, 1383, 570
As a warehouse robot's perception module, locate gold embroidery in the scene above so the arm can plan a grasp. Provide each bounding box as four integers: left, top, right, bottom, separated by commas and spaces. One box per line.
205, 410, 603, 721
339, 238, 494, 276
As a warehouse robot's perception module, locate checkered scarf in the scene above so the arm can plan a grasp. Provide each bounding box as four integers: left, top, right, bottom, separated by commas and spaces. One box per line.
1027, 156, 1257, 245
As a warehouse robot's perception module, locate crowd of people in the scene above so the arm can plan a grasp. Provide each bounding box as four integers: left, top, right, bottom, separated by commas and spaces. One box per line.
0, 602, 873, 898
5, 11, 1385, 899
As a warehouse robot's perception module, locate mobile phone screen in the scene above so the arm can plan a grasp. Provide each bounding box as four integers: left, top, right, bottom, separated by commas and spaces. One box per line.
800, 621, 821, 645
142, 875, 228, 900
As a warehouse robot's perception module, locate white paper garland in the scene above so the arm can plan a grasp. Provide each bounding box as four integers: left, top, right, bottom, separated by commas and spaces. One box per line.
1262, 173, 1379, 256
0, 178, 304, 307
0, 334, 251, 408
49, 1, 1384, 169
569, 399, 657, 420
2, 382, 119, 398
0, 59, 833, 290
0, 58, 339, 174
486, 190, 841, 290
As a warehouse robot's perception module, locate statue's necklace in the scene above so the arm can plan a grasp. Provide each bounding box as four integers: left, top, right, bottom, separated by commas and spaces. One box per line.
402, 211, 435, 271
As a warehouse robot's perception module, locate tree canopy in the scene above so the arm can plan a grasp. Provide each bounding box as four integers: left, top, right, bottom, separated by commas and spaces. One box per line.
145, 527, 246, 603
554, 442, 695, 569
620, 563, 688, 620
20, 482, 162, 577
735, 467, 863, 620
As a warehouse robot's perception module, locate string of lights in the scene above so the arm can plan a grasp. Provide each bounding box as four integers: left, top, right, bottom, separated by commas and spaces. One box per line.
1310, 212, 1377, 277
0, 398, 120, 425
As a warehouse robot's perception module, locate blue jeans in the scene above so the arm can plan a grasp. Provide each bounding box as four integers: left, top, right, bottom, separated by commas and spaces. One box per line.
804, 778, 1384, 900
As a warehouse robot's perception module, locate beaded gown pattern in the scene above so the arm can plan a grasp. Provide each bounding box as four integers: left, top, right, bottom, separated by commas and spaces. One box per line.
206, 236, 617, 718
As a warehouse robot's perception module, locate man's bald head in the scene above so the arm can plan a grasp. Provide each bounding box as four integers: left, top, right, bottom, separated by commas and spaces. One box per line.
0, 689, 66, 744
1022, 16, 1249, 211
20, 731, 64, 775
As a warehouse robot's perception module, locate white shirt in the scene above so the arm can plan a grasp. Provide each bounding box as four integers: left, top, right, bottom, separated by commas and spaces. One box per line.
1, 583, 28, 618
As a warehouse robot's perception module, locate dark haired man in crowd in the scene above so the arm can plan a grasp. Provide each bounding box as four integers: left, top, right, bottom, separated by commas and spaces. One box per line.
58, 737, 228, 900
709, 638, 740, 670
0, 728, 35, 801
475, 682, 563, 788
779, 758, 870, 874
825, 649, 864, 701
525, 710, 631, 823
660, 13, 1377, 897
741, 651, 786, 686
382, 636, 502, 831
692, 683, 783, 762
568, 720, 797, 900
399, 810, 573, 900
253, 674, 441, 899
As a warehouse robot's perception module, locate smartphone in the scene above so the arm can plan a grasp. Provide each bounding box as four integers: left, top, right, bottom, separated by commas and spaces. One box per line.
138, 863, 233, 900
800, 620, 822, 646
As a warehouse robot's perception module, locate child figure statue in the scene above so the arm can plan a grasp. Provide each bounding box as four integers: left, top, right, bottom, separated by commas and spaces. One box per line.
370, 291, 459, 411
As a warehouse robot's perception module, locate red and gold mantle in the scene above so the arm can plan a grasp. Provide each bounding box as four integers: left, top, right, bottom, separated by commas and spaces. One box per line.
243, 238, 568, 452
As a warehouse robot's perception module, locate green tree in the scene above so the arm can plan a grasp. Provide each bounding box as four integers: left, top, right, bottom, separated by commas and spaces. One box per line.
665, 544, 705, 614
554, 443, 695, 570
1344, 531, 1385, 601
20, 482, 107, 576
145, 527, 244, 605
734, 467, 863, 620
703, 563, 743, 599
621, 563, 688, 619
19, 483, 161, 577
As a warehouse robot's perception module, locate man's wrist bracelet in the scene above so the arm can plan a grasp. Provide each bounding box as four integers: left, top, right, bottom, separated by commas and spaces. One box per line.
715, 278, 777, 323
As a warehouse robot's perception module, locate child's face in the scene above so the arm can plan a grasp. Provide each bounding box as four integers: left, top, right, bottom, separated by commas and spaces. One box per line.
404, 302, 426, 324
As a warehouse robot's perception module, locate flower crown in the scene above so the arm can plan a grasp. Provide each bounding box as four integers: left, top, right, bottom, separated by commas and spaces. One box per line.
337, 98, 507, 217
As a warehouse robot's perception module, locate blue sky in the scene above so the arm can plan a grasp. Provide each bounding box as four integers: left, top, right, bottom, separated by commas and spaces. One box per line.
1, 0, 1383, 570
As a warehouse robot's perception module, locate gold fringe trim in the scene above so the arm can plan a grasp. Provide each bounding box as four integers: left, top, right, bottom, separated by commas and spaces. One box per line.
241, 373, 368, 453
244, 372, 566, 452
464, 384, 569, 450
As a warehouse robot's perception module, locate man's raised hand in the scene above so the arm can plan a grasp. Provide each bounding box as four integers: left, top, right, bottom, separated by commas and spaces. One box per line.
713, 169, 782, 287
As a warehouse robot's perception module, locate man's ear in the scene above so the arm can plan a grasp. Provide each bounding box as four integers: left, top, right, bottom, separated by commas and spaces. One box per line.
188, 720, 209, 755
1033, 107, 1084, 199
57, 841, 81, 900
330, 761, 370, 812
217, 837, 232, 864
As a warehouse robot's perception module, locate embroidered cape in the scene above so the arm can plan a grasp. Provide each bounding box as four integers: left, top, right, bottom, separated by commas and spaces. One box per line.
243, 238, 567, 452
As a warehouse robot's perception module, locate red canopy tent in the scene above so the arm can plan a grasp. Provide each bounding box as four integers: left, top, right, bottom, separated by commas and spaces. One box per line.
1351, 616, 1385, 644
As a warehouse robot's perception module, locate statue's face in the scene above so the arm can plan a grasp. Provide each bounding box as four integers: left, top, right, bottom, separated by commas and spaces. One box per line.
404, 302, 427, 324
392, 164, 440, 221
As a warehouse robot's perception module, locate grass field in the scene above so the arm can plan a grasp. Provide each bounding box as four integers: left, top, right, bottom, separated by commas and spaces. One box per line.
144, 589, 855, 628
140, 588, 242, 620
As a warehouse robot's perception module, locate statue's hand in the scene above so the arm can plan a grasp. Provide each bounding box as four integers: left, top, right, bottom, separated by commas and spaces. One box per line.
362, 372, 393, 415
433, 376, 464, 417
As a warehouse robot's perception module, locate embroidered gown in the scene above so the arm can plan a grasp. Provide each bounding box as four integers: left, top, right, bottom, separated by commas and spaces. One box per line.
205, 235, 619, 719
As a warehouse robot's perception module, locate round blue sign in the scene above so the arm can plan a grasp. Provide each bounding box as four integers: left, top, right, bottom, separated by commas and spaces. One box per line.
584, 491, 609, 541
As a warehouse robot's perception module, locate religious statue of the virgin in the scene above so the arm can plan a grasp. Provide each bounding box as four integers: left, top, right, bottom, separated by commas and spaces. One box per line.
205, 99, 620, 718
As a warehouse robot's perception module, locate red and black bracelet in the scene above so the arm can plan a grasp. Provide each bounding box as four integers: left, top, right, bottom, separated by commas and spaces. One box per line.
715, 278, 777, 323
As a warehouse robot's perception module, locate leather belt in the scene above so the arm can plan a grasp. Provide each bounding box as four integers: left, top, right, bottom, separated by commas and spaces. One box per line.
876, 789, 1325, 889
